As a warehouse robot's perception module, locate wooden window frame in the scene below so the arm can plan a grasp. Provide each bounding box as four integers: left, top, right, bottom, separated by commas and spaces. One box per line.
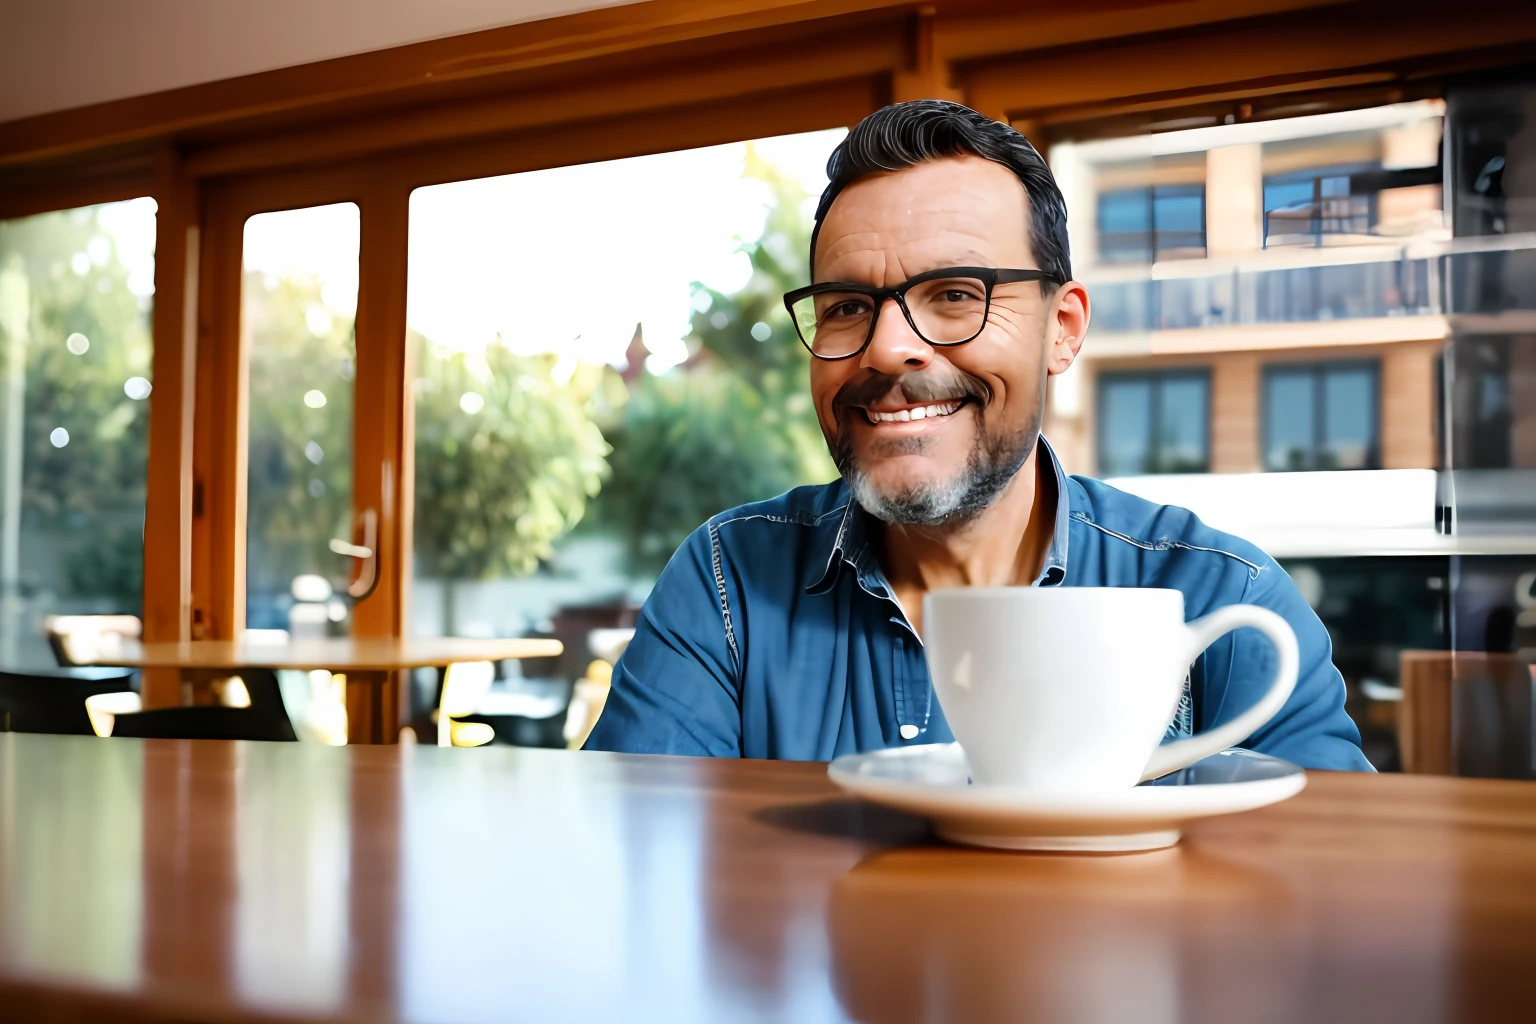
1, 0, 1530, 712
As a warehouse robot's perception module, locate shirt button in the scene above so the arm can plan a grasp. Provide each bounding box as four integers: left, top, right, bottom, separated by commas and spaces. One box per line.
899, 724, 919, 740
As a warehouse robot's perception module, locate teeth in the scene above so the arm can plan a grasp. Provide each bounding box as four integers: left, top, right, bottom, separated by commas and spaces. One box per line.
867, 402, 961, 423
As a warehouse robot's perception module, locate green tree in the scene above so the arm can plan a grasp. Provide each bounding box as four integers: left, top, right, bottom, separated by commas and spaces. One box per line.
0, 204, 153, 612
243, 272, 356, 623
412, 339, 611, 630
591, 144, 836, 575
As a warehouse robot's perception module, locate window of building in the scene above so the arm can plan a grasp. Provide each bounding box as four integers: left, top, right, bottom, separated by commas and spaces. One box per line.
1096, 185, 1206, 263
1262, 164, 1379, 245
1263, 361, 1380, 471
1096, 370, 1210, 477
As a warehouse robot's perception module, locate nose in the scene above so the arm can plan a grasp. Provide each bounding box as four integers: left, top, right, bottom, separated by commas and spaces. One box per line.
859, 296, 933, 375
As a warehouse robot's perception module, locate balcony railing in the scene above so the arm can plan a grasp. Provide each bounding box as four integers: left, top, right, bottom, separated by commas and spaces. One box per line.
1085, 236, 1536, 334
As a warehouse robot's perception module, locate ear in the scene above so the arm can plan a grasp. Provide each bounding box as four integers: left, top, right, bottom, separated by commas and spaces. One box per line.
1045, 280, 1090, 376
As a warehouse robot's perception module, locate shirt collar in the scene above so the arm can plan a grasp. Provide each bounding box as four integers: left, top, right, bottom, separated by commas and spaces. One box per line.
807, 433, 1072, 595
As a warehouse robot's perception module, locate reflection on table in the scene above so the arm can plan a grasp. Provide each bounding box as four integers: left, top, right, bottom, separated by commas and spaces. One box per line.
1, 733, 1534, 1023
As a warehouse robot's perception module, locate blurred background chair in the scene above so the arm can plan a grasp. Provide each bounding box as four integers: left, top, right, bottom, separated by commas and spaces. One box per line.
104, 668, 297, 742
1399, 651, 1532, 777
110, 705, 298, 742
432, 660, 573, 747
43, 615, 142, 667
437, 661, 497, 747
563, 627, 631, 749
0, 666, 137, 735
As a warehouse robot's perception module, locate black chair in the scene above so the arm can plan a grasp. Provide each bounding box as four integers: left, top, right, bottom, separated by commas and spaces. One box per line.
109, 668, 298, 742
111, 705, 297, 742
0, 667, 137, 735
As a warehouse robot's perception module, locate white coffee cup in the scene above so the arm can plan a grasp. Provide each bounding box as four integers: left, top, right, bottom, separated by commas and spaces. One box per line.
922, 587, 1299, 791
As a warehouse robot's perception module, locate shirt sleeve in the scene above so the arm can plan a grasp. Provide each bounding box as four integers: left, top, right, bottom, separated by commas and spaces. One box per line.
1197, 559, 1375, 772
582, 524, 742, 756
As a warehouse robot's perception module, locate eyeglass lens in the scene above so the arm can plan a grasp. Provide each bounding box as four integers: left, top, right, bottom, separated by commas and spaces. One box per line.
790, 275, 991, 357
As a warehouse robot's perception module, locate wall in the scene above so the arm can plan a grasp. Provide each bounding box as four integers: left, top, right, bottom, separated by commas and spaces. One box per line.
0, 0, 642, 123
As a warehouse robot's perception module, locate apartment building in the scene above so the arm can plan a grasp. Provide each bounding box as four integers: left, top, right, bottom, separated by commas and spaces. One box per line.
1044, 101, 1450, 486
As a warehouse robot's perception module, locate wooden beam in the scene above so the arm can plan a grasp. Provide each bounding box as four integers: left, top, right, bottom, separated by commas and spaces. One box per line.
350, 184, 414, 739
892, 8, 964, 105
183, 24, 903, 178
936, 0, 1342, 72
384, 75, 885, 193
190, 191, 248, 641
140, 149, 200, 706
962, 2, 1536, 125
0, 0, 902, 169
0, 0, 1418, 177
0, 149, 156, 221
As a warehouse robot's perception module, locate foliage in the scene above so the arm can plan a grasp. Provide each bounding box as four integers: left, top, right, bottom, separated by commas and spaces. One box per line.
590, 145, 836, 574
0, 142, 838, 624
0, 206, 153, 610
413, 341, 611, 581
243, 272, 356, 608
595, 369, 819, 572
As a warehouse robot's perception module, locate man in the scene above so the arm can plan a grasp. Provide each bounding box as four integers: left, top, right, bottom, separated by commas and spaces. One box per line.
585, 100, 1371, 771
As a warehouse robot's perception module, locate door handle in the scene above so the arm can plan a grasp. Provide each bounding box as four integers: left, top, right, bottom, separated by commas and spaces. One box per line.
329, 506, 379, 601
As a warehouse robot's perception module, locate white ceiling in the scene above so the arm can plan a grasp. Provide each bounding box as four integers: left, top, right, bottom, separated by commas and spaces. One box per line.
0, 0, 644, 124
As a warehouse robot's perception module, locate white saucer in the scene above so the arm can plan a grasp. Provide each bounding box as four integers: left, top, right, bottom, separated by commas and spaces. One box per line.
827, 744, 1306, 852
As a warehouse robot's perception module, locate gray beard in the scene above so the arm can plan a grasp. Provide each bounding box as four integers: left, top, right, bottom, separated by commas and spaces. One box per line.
836, 415, 1036, 528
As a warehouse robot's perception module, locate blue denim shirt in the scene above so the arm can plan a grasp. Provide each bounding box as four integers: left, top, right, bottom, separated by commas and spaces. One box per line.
586, 439, 1373, 771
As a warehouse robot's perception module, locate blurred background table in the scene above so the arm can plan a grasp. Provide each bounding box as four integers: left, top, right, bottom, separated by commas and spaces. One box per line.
78, 637, 562, 744
2, 734, 1535, 1022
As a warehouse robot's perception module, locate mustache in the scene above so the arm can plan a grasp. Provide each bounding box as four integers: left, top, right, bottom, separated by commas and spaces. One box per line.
832, 368, 992, 413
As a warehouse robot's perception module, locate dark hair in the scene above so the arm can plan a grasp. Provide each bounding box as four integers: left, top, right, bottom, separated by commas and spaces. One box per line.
811, 100, 1071, 284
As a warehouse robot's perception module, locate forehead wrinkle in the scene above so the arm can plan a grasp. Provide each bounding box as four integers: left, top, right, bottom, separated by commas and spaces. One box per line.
816, 226, 1012, 285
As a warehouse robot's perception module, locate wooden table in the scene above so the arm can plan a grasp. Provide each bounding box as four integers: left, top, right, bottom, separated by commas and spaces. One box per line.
80, 636, 563, 744
2, 733, 1534, 1023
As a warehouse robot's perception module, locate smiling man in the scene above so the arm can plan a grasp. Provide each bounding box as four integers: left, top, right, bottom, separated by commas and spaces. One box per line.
584, 100, 1372, 771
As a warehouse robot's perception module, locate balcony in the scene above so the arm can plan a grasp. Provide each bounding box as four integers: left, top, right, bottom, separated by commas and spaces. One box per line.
1083, 236, 1536, 354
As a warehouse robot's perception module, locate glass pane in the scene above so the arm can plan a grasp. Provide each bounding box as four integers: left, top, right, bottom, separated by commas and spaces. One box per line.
0, 199, 156, 667
1321, 366, 1376, 470
1097, 378, 1151, 477
1155, 376, 1209, 472
1096, 189, 1153, 263
242, 204, 359, 637
1438, 81, 1536, 779
1263, 180, 1315, 213
1319, 175, 1351, 198
405, 130, 843, 745
1265, 371, 1315, 471
1153, 189, 1205, 233
1152, 187, 1205, 257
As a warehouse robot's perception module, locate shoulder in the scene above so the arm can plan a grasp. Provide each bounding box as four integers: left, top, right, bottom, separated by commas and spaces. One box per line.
666, 480, 848, 582
1066, 474, 1274, 585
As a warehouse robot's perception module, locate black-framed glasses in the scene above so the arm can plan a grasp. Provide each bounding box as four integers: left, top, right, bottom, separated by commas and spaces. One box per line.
782, 266, 1058, 360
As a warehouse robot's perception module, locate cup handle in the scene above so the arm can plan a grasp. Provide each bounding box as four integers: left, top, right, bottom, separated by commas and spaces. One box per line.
1139, 604, 1299, 783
